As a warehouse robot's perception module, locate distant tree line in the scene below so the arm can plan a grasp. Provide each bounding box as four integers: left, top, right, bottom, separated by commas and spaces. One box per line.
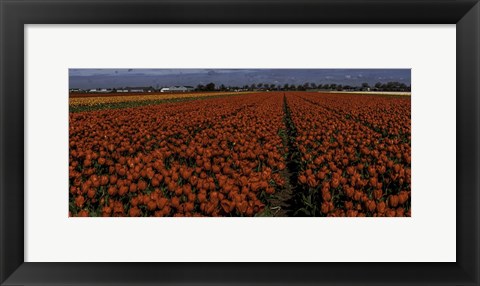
195, 81, 411, 92
195, 82, 216, 91
71, 81, 411, 93
372, 82, 410, 92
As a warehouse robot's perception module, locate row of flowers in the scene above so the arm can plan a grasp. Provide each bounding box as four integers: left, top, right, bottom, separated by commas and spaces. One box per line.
287, 92, 411, 217
69, 92, 287, 217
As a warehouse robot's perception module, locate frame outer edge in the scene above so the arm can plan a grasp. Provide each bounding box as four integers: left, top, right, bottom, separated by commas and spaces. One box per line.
474, 3, 479, 284
1, 1, 25, 285
0, 0, 479, 286
457, 1, 480, 284
0, 0, 5, 283
476, 3, 479, 285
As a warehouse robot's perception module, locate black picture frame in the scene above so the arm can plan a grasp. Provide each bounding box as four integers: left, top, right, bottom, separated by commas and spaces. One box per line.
1, 0, 479, 285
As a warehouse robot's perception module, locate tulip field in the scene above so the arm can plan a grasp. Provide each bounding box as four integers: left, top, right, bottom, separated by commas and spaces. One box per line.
69, 91, 248, 113
69, 92, 411, 217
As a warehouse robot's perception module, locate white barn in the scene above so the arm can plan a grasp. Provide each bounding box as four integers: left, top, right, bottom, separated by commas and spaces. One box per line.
168, 86, 195, 92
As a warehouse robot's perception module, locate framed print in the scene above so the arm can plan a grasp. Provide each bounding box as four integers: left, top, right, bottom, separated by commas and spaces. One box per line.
1, 0, 479, 285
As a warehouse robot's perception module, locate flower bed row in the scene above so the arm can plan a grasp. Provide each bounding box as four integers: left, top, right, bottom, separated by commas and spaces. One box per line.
69, 92, 287, 217
287, 92, 411, 217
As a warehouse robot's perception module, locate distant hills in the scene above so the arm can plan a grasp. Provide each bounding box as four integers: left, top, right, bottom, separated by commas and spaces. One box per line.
69, 69, 411, 89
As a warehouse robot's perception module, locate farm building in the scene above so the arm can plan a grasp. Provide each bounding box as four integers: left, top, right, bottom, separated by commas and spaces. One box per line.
87, 88, 112, 93
124, 87, 155, 93
127, 87, 145, 93
164, 86, 195, 92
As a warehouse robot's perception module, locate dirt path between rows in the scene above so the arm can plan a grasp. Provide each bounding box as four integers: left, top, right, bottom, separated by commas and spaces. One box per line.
266, 93, 302, 216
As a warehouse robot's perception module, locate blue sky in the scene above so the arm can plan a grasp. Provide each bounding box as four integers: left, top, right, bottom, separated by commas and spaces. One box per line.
69, 69, 411, 89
